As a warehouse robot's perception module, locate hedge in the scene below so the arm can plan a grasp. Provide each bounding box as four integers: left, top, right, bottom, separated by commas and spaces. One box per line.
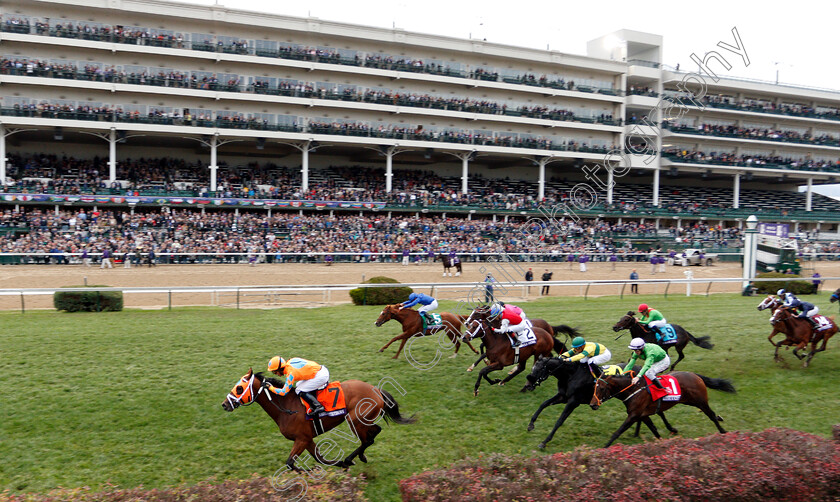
399, 428, 840, 501
349, 276, 413, 305
53, 285, 124, 312
0, 472, 368, 502
754, 272, 814, 295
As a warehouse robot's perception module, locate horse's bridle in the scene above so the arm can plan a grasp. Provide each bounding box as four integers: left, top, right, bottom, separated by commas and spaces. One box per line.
591, 374, 640, 407
225, 374, 256, 409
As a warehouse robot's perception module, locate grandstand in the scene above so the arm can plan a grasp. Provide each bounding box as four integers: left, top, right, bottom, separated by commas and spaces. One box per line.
1, 0, 840, 252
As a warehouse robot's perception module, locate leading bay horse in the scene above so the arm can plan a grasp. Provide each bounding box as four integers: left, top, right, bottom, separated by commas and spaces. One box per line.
590, 370, 736, 447
437, 254, 462, 276
375, 305, 478, 359
613, 311, 713, 370
523, 357, 677, 450
222, 368, 415, 470
461, 306, 572, 396
769, 306, 837, 367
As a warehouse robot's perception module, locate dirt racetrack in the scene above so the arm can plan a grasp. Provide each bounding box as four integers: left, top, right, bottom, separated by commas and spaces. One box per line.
0, 260, 835, 311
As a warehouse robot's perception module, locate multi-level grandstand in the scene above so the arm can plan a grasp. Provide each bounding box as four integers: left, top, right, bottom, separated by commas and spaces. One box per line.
1, 0, 840, 260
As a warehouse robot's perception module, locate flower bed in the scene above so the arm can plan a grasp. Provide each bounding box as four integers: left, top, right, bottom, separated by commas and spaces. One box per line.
400, 428, 840, 501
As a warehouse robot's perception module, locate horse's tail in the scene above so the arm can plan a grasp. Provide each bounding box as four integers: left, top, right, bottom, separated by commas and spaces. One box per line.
380, 389, 417, 425
698, 374, 737, 394
551, 325, 580, 352
684, 328, 714, 350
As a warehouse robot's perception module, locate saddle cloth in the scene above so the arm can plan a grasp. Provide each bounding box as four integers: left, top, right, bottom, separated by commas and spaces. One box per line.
813, 315, 833, 331
516, 327, 537, 348
423, 313, 444, 331
644, 375, 681, 402
301, 381, 347, 419
656, 324, 678, 344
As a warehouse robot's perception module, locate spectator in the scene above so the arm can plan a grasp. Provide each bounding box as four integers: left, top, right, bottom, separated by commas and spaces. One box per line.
742, 281, 757, 296
567, 253, 575, 271
402, 248, 410, 266
579, 253, 588, 273
630, 269, 639, 294
325, 254, 333, 266
100, 248, 113, 269
541, 269, 553, 295
484, 274, 496, 303
525, 267, 534, 294
812, 272, 822, 294
609, 252, 617, 271
82, 248, 90, 267
123, 250, 131, 269
148, 249, 156, 267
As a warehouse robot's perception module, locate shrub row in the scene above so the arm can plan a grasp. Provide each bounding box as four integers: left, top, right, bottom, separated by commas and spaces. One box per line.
399, 428, 840, 502
0, 472, 367, 502
755, 272, 815, 295
349, 276, 413, 305
53, 286, 124, 312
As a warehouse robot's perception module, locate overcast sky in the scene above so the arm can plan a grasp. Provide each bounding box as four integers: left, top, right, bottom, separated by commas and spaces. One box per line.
181, 0, 840, 198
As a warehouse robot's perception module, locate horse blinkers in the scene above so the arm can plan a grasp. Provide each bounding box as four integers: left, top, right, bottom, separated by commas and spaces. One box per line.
223, 372, 256, 411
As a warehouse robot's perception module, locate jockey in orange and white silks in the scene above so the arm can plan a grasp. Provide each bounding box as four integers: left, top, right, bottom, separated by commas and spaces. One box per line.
265, 356, 329, 414
490, 303, 532, 347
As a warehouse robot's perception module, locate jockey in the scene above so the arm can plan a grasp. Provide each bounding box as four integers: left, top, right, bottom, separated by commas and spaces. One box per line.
560, 336, 611, 373
624, 338, 670, 390
783, 293, 820, 329
265, 356, 329, 415
401, 292, 438, 322
490, 302, 531, 348
638, 304, 667, 340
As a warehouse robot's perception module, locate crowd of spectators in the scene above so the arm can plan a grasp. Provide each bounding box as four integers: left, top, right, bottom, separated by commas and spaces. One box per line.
0, 207, 714, 261
666, 122, 840, 147
0, 56, 618, 125
1, 16, 616, 94
662, 148, 840, 171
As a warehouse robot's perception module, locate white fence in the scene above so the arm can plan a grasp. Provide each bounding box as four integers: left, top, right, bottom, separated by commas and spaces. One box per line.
1, 276, 833, 312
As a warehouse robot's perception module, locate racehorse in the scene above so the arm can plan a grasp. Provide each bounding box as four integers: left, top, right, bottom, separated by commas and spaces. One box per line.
437, 254, 462, 277
613, 311, 713, 370
769, 306, 837, 367
461, 306, 571, 396
590, 371, 736, 447
465, 317, 578, 372
830, 287, 840, 303
523, 357, 677, 450
222, 369, 415, 470
374, 305, 478, 359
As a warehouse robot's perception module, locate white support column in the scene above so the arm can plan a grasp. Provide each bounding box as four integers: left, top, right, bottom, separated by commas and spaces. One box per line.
461, 155, 469, 194
301, 145, 310, 192
0, 124, 6, 186
733, 174, 740, 209
108, 128, 117, 183
385, 150, 394, 193
806, 178, 813, 212
537, 158, 547, 201
652, 168, 660, 206
607, 165, 614, 204
209, 135, 218, 192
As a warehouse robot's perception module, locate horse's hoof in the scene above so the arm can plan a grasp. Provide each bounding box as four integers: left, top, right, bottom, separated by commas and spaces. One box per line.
378, 349, 384, 353
359, 454, 367, 463
448, 353, 457, 359
508, 369, 517, 375
473, 390, 479, 397
538, 442, 547, 450
527, 424, 535, 432
466, 365, 474, 372
498, 382, 505, 386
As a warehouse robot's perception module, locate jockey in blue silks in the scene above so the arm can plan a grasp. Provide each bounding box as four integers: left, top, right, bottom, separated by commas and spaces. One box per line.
401, 292, 438, 323
783, 292, 820, 329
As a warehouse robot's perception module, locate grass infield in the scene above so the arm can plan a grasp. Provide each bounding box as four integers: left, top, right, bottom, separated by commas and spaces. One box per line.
1, 293, 838, 501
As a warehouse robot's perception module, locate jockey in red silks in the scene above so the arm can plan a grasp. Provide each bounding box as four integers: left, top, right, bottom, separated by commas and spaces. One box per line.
489, 303, 532, 348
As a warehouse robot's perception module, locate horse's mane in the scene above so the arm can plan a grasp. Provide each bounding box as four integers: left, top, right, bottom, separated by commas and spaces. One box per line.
255, 372, 285, 388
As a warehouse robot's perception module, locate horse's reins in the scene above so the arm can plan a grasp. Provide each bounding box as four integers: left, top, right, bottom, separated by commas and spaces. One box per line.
257, 384, 298, 415
226, 373, 297, 415
591, 372, 639, 407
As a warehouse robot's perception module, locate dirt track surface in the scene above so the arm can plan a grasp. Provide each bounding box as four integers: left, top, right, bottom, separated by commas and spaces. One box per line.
1, 260, 835, 310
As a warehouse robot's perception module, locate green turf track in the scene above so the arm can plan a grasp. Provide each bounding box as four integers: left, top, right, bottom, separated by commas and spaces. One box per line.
1, 293, 838, 501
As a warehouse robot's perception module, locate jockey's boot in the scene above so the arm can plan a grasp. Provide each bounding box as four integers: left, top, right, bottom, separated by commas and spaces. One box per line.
300, 391, 325, 415
509, 334, 520, 348
651, 378, 665, 390
806, 316, 819, 330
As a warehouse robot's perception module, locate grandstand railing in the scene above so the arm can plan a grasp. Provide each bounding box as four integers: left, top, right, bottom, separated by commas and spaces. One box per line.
663, 123, 840, 148
0, 276, 833, 312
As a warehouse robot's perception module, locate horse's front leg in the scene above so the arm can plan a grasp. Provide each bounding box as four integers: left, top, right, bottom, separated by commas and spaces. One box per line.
284, 438, 311, 472
475, 362, 502, 396
379, 332, 407, 353
500, 361, 526, 385
604, 415, 641, 448
466, 350, 486, 372
538, 400, 582, 449
527, 391, 566, 431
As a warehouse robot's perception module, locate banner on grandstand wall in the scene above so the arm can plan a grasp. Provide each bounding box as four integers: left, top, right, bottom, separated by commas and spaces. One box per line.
0, 193, 387, 210
759, 223, 789, 238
